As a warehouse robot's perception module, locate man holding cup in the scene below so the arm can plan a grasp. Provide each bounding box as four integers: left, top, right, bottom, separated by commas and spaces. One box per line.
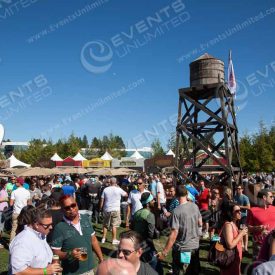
51, 195, 104, 275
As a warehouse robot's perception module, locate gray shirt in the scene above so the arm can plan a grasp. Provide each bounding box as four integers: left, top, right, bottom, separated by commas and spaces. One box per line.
171, 201, 202, 250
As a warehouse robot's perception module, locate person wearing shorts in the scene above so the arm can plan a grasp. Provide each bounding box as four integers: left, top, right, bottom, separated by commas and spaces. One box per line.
100, 177, 127, 245
103, 210, 121, 229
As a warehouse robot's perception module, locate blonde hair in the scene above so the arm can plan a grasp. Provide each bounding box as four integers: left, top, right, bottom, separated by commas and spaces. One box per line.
223, 187, 232, 200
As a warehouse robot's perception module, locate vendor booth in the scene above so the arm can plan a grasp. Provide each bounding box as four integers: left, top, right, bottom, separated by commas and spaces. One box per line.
83, 158, 111, 168
55, 156, 82, 167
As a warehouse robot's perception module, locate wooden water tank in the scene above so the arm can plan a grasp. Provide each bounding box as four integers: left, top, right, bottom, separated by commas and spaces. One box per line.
190, 53, 224, 87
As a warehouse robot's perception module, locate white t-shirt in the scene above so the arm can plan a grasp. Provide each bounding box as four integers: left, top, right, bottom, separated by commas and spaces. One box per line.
11, 187, 31, 214
101, 186, 127, 212
127, 189, 149, 216
156, 181, 166, 204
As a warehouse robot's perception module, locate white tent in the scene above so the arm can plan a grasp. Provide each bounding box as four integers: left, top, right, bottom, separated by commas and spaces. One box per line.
50, 153, 63, 162
101, 151, 113, 161
73, 152, 87, 161
130, 150, 144, 159
8, 154, 31, 168
166, 149, 175, 157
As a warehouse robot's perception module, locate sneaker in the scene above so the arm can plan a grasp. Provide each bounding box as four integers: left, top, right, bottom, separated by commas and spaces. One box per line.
112, 239, 120, 245
101, 238, 106, 244
0, 244, 4, 249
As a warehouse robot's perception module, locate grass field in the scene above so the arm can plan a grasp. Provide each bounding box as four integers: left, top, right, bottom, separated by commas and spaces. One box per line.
0, 223, 254, 275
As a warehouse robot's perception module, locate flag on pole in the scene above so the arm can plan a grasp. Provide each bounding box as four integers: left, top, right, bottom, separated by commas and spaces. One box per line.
228, 50, 236, 96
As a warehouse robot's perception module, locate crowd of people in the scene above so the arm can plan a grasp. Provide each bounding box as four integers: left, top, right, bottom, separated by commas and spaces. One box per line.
0, 171, 275, 274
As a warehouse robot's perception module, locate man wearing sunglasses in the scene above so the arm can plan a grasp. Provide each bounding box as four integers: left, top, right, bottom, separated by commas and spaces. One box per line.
247, 189, 275, 260
51, 195, 104, 275
117, 231, 157, 275
234, 184, 250, 252
126, 178, 149, 228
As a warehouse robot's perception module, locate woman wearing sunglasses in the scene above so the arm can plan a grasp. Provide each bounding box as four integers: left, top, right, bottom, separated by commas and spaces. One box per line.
9, 207, 62, 275
220, 202, 248, 275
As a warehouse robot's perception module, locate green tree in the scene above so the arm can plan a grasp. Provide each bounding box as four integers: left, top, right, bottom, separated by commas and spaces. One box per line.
151, 138, 165, 157
82, 135, 89, 148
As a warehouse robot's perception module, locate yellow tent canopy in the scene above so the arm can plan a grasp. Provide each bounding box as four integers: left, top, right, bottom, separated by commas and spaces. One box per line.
83, 158, 111, 168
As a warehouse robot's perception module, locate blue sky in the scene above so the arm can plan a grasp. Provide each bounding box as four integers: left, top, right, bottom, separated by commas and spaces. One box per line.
0, 0, 275, 149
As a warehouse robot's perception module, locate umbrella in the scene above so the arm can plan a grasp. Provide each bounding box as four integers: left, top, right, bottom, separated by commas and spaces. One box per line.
4, 167, 30, 177
54, 167, 88, 174
91, 168, 128, 176
0, 172, 10, 177
17, 167, 56, 177
114, 168, 137, 174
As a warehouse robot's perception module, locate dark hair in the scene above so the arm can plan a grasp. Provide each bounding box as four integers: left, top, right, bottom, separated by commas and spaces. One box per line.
140, 192, 151, 207
59, 194, 73, 206
257, 189, 270, 199
119, 230, 143, 250
221, 202, 238, 222
16, 206, 51, 234
37, 197, 60, 209
16, 205, 36, 234
176, 184, 188, 197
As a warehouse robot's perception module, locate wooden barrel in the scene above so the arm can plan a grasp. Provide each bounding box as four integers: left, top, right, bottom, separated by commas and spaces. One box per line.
190, 53, 224, 87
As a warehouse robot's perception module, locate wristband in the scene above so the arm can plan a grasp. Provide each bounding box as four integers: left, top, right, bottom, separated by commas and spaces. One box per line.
43, 268, 47, 275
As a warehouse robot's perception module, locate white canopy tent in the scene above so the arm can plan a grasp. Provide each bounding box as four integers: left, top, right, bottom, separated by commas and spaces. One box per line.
8, 154, 31, 168
50, 153, 63, 161
166, 149, 175, 157
73, 152, 87, 161
101, 151, 113, 161
130, 150, 144, 159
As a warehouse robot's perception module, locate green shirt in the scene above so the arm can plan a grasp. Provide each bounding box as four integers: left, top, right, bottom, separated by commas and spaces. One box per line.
132, 208, 155, 240
5, 182, 14, 195
51, 214, 95, 275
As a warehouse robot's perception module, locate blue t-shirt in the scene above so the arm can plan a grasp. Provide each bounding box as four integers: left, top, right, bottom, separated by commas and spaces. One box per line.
234, 194, 250, 217
13, 183, 30, 191
149, 181, 157, 198
168, 198, 179, 213
185, 184, 199, 198
62, 185, 75, 196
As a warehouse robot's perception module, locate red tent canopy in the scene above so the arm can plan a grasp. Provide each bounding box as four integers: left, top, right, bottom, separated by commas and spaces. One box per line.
56, 156, 82, 167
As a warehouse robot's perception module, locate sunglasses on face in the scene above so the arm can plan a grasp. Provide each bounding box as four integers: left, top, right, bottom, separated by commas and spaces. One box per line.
39, 223, 53, 229
137, 182, 143, 185
234, 209, 241, 213
64, 203, 77, 211
117, 248, 136, 257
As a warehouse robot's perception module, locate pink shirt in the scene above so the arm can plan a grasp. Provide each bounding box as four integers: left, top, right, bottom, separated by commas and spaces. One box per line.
0, 189, 8, 211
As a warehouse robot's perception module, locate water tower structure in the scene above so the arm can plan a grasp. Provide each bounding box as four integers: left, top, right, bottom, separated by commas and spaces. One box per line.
175, 53, 241, 186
